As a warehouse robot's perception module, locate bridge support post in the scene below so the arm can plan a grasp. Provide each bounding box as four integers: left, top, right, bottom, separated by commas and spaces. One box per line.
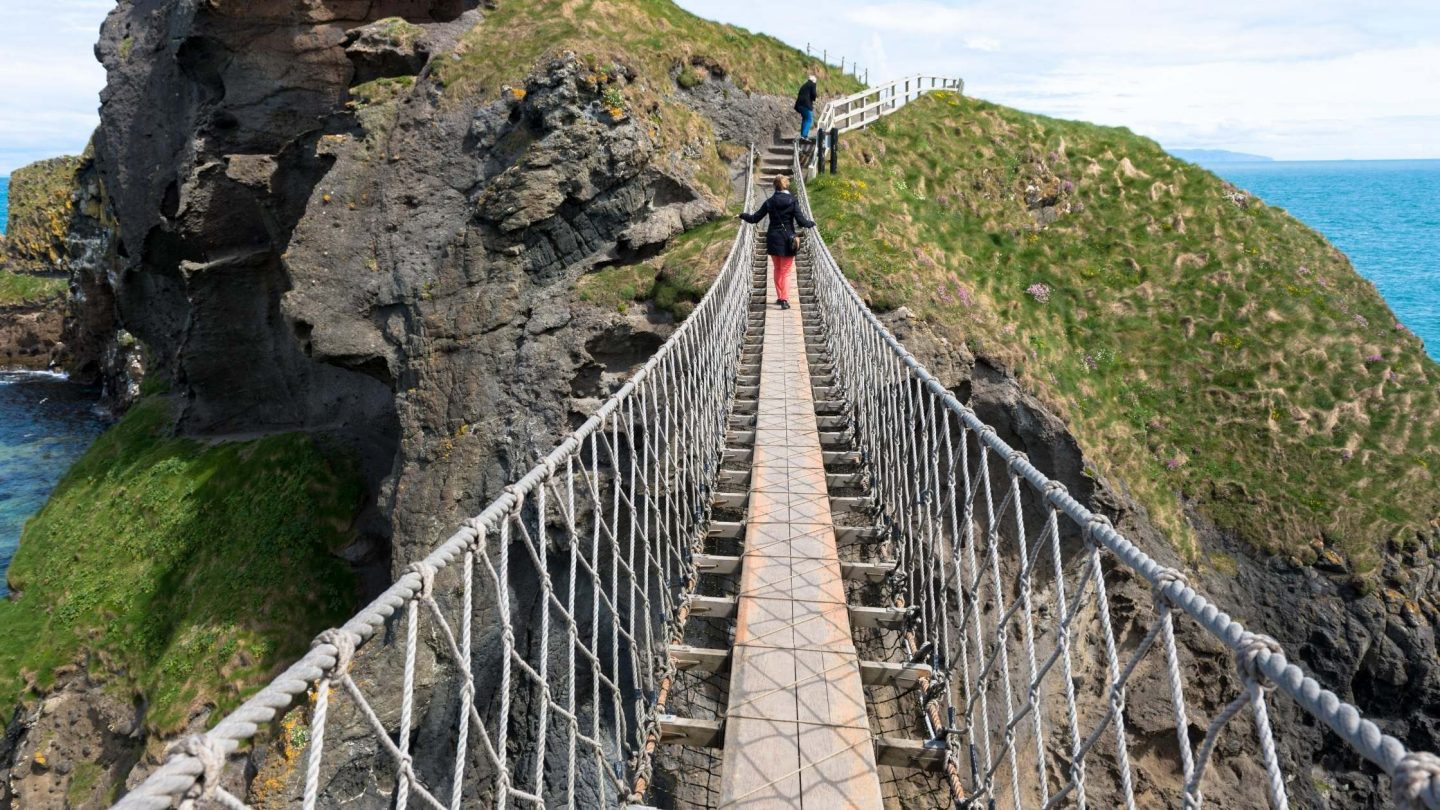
829, 128, 839, 175
816, 131, 826, 177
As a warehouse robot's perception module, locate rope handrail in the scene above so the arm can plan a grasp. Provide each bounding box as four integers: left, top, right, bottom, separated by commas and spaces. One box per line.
790, 146, 1440, 808
112, 147, 761, 810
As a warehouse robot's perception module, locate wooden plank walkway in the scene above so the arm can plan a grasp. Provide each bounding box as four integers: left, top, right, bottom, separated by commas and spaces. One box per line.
717, 251, 884, 809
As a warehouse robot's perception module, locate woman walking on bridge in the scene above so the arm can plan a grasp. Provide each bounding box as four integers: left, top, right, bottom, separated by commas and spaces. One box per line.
740, 175, 816, 310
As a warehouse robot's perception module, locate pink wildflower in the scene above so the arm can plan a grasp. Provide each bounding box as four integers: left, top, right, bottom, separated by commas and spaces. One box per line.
1026, 283, 1051, 304
1364, 353, 1383, 364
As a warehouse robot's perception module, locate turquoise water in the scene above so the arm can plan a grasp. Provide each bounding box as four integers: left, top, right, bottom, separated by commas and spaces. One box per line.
1, 176, 8, 234
0, 372, 104, 595
1210, 159, 1440, 361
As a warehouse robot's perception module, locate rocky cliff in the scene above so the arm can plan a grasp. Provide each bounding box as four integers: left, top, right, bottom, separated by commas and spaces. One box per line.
0, 0, 850, 804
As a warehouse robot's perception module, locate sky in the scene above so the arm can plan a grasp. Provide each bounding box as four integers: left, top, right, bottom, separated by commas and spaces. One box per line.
674, 0, 1440, 161
1, 1, 1437, 175
0, 0, 111, 176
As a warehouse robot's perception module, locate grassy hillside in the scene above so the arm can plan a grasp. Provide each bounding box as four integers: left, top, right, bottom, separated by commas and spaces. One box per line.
806, 93, 1439, 575
434, 0, 862, 101
0, 399, 363, 731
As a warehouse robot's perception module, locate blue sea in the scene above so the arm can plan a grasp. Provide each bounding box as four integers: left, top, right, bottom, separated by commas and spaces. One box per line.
0, 372, 104, 594
1, 175, 107, 592
1208, 159, 1440, 360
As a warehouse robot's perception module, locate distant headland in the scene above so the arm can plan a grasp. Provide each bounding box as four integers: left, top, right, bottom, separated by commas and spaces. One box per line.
1170, 148, 1275, 164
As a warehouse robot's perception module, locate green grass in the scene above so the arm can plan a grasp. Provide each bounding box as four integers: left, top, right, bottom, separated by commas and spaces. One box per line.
433, 0, 861, 102
0, 269, 66, 305
579, 214, 739, 318
805, 93, 1440, 571
0, 398, 363, 732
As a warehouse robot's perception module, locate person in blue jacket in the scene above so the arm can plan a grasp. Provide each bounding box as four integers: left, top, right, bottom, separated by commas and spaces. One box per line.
795, 75, 818, 141
739, 175, 816, 309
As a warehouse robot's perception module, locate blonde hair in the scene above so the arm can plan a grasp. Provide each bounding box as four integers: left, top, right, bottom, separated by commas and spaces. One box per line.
773, 175, 790, 192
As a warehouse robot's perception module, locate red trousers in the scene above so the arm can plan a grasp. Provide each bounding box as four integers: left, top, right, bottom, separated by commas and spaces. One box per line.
772, 255, 795, 302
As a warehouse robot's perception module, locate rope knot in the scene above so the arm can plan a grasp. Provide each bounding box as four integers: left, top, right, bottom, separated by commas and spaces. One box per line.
1006, 449, 1029, 471
1394, 751, 1440, 809
407, 559, 437, 599
313, 628, 357, 678
1083, 513, 1114, 542
502, 484, 526, 515
168, 734, 224, 804
1042, 480, 1068, 508
1234, 632, 1284, 690
1153, 567, 1189, 608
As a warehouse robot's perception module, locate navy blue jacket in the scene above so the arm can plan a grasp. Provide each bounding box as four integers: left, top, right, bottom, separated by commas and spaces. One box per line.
740, 190, 816, 257
795, 80, 817, 113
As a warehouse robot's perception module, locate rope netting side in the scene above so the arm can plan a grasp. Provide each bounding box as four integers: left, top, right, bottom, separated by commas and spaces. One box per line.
113, 149, 760, 810
791, 151, 1440, 809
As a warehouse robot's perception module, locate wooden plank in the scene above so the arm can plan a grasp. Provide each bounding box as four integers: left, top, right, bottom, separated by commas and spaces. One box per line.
859, 660, 932, 691
849, 605, 910, 630
835, 525, 884, 543
670, 644, 730, 673
687, 595, 737, 619
717, 468, 751, 488
712, 491, 748, 509
708, 521, 745, 539
693, 553, 741, 576
823, 450, 860, 465
658, 715, 724, 748
841, 560, 895, 583
723, 448, 753, 465
830, 495, 871, 512
874, 737, 948, 771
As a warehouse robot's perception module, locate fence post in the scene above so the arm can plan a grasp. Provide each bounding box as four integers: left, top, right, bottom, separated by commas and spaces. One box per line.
815, 130, 825, 176
829, 128, 839, 175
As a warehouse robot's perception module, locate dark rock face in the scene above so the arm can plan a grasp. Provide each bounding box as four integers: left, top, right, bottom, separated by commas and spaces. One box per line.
0, 677, 143, 808
892, 316, 1440, 809
2, 0, 756, 802
88, 0, 473, 448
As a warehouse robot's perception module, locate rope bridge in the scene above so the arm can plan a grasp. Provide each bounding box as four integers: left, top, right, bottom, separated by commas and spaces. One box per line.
110, 126, 1440, 809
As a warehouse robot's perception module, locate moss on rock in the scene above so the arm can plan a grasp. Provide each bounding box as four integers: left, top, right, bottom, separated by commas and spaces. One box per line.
5, 155, 85, 270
